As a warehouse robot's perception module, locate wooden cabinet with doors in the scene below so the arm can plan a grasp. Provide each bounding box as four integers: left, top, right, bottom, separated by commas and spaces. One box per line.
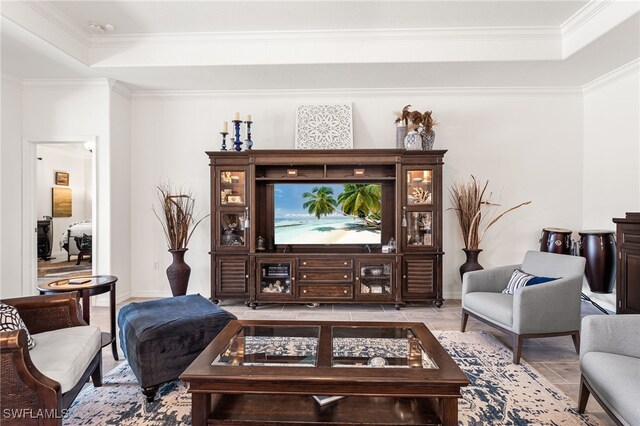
207, 149, 445, 308
613, 212, 640, 314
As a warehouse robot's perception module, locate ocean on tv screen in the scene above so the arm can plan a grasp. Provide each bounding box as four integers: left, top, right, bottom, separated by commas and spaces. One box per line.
274, 183, 382, 245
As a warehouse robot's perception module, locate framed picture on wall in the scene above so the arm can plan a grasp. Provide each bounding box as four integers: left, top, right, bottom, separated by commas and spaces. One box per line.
52, 187, 72, 217
55, 172, 69, 186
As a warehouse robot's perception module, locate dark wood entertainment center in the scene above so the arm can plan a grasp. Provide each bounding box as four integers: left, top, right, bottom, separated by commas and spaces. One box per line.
207, 149, 446, 309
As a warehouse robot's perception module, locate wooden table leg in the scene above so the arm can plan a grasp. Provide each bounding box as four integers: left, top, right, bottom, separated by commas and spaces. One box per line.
441, 398, 458, 426
110, 284, 119, 360
191, 393, 211, 426
82, 290, 91, 325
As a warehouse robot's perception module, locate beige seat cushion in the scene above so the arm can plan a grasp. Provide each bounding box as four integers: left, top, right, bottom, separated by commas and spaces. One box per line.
463, 292, 514, 329
30, 326, 101, 393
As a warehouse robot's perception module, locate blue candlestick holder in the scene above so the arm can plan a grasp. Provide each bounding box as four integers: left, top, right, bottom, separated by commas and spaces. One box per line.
245, 121, 253, 150
220, 132, 228, 151
232, 120, 243, 151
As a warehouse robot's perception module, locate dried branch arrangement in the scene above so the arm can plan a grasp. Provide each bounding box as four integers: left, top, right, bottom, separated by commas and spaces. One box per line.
449, 176, 531, 250
153, 184, 209, 250
394, 104, 437, 133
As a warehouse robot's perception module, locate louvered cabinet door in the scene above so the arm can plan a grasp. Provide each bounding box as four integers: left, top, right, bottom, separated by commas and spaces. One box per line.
214, 256, 249, 298
402, 256, 438, 300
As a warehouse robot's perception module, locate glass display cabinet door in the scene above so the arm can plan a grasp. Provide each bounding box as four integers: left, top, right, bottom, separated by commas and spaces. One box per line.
257, 259, 294, 299
220, 212, 246, 247
405, 211, 433, 247
357, 259, 393, 299
219, 170, 246, 206
406, 169, 433, 206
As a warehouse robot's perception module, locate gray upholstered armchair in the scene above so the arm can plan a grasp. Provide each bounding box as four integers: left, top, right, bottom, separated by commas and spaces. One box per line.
579, 315, 640, 426
461, 250, 586, 364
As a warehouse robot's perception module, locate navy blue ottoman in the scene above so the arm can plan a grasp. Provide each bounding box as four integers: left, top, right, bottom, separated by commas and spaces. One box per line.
118, 294, 236, 401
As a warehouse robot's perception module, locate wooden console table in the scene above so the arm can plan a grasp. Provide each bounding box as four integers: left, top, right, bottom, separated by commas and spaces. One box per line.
38, 275, 119, 360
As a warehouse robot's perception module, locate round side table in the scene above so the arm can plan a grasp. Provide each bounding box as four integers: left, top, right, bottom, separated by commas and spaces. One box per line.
38, 275, 119, 360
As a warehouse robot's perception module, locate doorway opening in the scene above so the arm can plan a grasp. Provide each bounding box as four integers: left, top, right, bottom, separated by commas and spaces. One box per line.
35, 142, 95, 282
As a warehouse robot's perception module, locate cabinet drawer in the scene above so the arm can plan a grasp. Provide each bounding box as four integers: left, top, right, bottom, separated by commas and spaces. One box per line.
298, 258, 353, 269
299, 271, 353, 282
298, 284, 353, 299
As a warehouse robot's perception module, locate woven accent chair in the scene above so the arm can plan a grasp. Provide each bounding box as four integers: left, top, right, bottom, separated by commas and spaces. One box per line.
1, 292, 102, 425
461, 250, 586, 364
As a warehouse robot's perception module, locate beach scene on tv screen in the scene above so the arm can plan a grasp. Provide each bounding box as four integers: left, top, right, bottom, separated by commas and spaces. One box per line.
274, 183, 382, 245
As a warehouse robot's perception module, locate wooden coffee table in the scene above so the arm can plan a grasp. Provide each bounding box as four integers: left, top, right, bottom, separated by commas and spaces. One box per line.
181, 320, 469, 426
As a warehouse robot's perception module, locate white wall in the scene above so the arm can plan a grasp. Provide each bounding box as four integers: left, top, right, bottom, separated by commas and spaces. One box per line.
582, 66, 640, 311
1, 77, 23, 298
130, 91, 583, 298
583, 69, 640, 227
108, 88, 132, 301
20, 81, 131, 300
36, 144, 91, 256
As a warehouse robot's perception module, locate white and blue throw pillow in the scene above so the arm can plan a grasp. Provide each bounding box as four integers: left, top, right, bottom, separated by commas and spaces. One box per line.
503, 269, 558, 295
0, 303, 36, 349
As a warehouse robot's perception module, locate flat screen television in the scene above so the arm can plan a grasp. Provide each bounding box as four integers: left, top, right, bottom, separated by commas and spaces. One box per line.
274, 183, 382, 245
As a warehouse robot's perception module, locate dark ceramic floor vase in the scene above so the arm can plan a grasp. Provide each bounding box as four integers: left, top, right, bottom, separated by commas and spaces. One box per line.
167, 249, 191, 296
460, 248, 483, 280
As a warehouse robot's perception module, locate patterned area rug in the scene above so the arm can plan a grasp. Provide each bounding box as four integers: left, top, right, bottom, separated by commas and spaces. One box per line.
66, 331, 603, 426
37, 260, 91, 278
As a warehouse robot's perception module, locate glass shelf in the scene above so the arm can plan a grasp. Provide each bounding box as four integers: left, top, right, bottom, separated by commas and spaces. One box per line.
406, 211, 433, 247
220, 170, 246, 205
406, 170, 433, 206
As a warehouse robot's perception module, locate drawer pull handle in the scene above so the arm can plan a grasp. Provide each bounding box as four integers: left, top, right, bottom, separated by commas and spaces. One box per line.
355, 277, 359, 281
245, 275, 249, 279
343, 289, 348, 294
343, 275, 348, 279
302, 289, 307, 294
303, 261, 307, 266
303, 275, 307, 279
343, 262, 348, 265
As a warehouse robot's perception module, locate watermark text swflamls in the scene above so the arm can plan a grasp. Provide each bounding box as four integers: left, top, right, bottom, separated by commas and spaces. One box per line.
2, 408, 68, 419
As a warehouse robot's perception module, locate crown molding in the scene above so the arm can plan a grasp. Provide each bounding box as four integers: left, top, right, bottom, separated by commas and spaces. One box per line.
108, 79, 133, 100
132, 86, 581, 101
561, 0, 614, 39
1, 74, 23, 90
22, 78, 110, 91
20, 0, 91, 48
583, 59, 640, 94
91, 26, 559, 48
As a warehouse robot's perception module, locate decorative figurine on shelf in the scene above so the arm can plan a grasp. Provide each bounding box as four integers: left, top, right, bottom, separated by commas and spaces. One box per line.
245, 114, 253, 150
220, 114, 254, 151
220, 121, 229, 151
257, 235, 266, 251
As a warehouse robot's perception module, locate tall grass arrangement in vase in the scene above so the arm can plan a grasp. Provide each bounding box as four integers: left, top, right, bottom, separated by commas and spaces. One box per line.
449, 176, 531, 278
449, 176, 531, 250
153, 184, 209, 296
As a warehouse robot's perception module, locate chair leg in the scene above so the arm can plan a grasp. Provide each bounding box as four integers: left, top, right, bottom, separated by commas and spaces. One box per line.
512, 334, 523, 364
461, 311, 469, 332
578, 376, 590, 413
91, 355, 103, 387
571, 332, 580, 354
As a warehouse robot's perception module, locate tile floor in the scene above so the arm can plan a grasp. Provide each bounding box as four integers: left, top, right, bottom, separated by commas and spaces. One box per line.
89, 298, 615, 425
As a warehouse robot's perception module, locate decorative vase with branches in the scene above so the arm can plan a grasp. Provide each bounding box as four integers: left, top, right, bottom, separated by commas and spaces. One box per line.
449, 176, 531, 279
394, 104, 437, 150
153, 184, 209, 296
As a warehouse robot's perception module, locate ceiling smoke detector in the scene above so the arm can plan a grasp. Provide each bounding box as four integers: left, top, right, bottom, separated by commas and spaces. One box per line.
88, 21, 116, 33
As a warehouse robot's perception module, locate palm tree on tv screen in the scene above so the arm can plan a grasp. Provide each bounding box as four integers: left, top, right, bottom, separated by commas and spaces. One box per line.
338, 184, 382, 228
302, 186, 338, 219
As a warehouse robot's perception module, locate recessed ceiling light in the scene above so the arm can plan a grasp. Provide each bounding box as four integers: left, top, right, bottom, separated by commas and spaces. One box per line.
88, 21, 116, 33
